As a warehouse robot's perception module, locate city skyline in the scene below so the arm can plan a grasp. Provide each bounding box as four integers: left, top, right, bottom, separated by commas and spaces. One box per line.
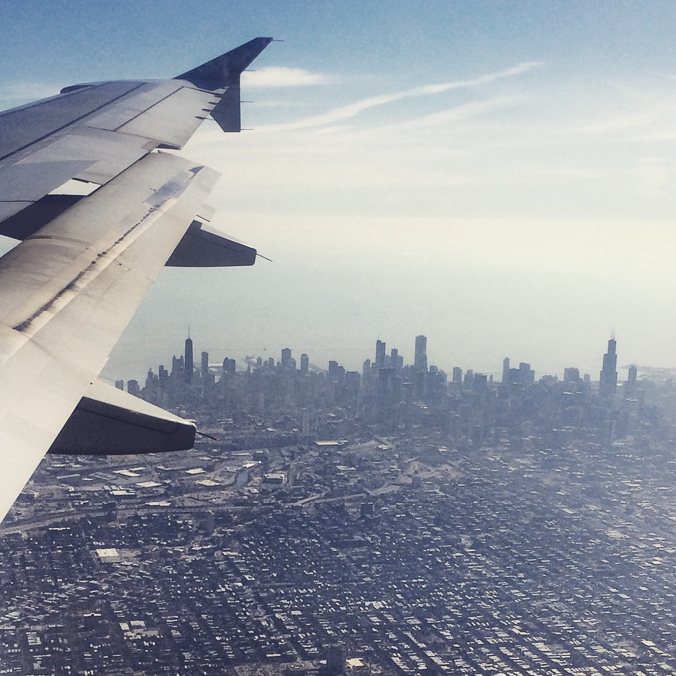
123, 331, 642, 391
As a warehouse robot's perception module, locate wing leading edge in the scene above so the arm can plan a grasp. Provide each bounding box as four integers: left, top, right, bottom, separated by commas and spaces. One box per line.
0, 39, 274, 523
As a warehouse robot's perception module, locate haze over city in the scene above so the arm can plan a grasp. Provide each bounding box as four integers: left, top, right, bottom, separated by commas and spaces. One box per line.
4, 1, 676, 379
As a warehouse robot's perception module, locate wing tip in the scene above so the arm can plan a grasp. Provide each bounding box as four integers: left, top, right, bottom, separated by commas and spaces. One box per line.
175, 37, 274, 90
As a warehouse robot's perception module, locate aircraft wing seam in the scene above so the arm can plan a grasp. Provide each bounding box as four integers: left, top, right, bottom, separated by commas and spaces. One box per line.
0, 83, 147, 164
97, 85, 212, 134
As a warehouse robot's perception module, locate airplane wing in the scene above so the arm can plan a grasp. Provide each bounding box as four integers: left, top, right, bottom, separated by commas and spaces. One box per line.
0, 38, 273, 523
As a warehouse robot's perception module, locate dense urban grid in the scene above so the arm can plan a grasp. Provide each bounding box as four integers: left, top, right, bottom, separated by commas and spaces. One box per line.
4, 336, 676, 675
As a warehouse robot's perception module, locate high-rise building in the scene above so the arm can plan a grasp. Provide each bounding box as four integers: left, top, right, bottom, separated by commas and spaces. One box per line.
375, 340, 386, 368
414, 335, 428, 371
300, 353, 309, 374
281, 347, 292, 368
518, 362, 535, 386
391, 347, 403, 370
502, 357, 510, 383
201, 351, 209, 379
184, 336, 193, 384
599, 335, 618, 399
626, 364, 638, 398
171, 355, 184, 377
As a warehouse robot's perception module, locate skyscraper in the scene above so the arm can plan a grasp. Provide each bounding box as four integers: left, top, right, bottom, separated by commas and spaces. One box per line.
391, 347, 403, 370
502, 357, 510, 383
184, 336, 193, 384
626, 364, 638, 398
375, 340, 386, 368
414, 335, 428, 372
599, 334, 618, 399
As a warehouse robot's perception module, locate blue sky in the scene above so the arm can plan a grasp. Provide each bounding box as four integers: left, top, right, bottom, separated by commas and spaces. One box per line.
4, 1, 676, 379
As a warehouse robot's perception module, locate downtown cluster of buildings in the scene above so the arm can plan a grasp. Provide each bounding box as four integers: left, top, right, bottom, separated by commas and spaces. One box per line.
118, 334, 666, 453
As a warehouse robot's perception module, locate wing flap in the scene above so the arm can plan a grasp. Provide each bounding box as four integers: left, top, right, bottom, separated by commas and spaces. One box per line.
49, 380, 196, 455
167, 220, 256, 267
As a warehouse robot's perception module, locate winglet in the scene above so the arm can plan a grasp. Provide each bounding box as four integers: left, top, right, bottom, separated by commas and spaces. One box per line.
175, 37, 273, 90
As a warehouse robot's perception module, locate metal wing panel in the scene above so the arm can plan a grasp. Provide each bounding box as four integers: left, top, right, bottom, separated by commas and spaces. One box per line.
83, 81, 187, 131
0, 152, 219, 522
0, 82, 144, 160
113, 85, 217, 149
20, 127, 151, 185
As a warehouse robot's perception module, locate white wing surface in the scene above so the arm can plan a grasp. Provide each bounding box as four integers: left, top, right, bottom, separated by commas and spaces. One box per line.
0, 38, 273, 523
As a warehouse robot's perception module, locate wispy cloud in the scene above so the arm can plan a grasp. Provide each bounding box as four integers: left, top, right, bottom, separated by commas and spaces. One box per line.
371, 96, 523, 133
562, 109, 669, 137
257, 62, 543, 132
242, 67, 329, 88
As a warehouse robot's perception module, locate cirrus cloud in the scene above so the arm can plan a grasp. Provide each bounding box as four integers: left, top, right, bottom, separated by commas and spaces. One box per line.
257, 61, 543, 132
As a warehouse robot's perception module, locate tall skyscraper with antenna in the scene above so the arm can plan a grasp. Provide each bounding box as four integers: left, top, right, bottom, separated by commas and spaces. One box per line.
375, 340, 386, 368
599, 333, 617, 399
184, 333, 194, 384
